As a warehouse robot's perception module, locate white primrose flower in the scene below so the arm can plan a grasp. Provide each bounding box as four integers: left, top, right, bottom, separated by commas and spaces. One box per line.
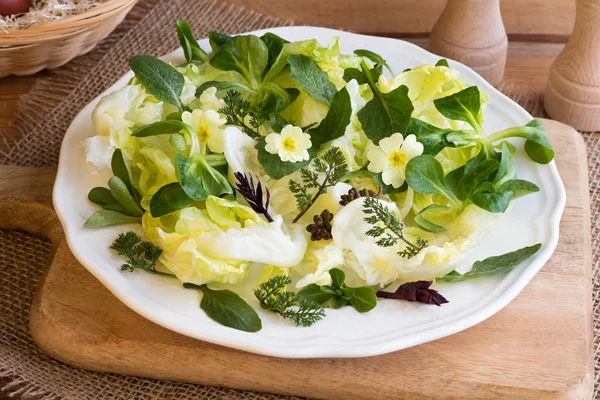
367, 133, 423, 188
264, 125, 312, 163
199, 87, 225, 112
182, 109, 227, 153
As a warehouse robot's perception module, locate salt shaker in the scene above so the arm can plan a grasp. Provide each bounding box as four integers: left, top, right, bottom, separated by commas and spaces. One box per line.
544, 0, 600, 132
429, 0, 507, 87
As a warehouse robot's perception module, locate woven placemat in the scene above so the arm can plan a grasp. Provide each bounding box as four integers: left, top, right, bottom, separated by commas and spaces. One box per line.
0, 0, 598, 398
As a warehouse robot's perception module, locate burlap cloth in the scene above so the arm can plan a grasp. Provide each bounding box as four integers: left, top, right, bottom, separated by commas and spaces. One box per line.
0, 0, 598, 398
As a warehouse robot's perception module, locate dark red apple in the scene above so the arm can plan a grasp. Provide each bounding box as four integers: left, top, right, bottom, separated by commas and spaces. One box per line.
0, 0, 31, 17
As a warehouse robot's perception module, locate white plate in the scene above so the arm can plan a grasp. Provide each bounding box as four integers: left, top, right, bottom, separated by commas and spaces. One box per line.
53, 26, 566, 358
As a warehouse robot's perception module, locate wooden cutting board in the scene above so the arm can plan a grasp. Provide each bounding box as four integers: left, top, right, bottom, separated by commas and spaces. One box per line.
0, 119, 593, 399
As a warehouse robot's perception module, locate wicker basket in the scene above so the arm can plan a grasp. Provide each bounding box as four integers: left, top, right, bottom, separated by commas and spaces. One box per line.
0, 0, 138, 78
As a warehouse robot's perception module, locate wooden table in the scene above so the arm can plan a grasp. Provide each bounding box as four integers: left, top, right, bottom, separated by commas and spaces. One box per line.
0, 1, 586, 399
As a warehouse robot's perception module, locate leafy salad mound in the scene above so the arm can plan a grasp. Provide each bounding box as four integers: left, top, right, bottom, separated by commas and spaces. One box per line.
83, 21, 553, 331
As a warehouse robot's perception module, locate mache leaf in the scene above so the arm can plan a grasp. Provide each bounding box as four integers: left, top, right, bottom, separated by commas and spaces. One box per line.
437, 243, 542, 282
433, 86, 482, 131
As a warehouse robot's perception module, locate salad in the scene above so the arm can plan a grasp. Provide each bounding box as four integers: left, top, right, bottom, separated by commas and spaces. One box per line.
82, 21, 554, 332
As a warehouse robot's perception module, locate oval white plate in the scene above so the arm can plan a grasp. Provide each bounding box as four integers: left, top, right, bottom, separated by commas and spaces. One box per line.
53, 26, 566, 358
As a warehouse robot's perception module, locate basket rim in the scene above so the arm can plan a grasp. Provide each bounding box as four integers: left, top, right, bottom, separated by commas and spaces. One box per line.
0, 0, 138, 37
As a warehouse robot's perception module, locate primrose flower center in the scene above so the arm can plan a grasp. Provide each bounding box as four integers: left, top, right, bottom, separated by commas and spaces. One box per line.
198, 129, 209, 142
388, 151, 407, 168
282, 137, 296, 151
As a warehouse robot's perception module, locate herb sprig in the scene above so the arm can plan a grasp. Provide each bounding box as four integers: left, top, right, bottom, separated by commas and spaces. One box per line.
219, 90, 265, 138
234, 172, 274, 222
289, 147, 348, 223
254, 276, 325, 327
110, 232, 162, 273
362, 196, 428, 259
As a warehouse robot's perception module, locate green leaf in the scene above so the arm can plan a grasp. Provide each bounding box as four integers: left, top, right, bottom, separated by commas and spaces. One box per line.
456, 159, 499, 201
435, 59, 450, 68
111, 149, 135, 190
261, 83, 299, 114
210, 35, 268, 85
437, 243, 542, 282
523, 120, 555, 164
101, 203, 128, 214
184, 283, 262, 332
471, 190, 512, 213
329, 268, 345, 289
498, 179, 540, 199
406, 118, 455, 156
308, 86, 352, 148
268, 113, 289, 132
348, 286, 377, 313
297, 284, 334, 305
150, 182, 195, 217
108, 176, 144, 217
414, 204, 449, 232
88, 187, 117, 206
169, 133, 187, 151
343, 64, 382, 85
210, 39, 246, 78
131, 120, 191, 137
485, 119, 554, 164
354, 49, 392, 73
434, 86, 482, 131
176, 154, 210, 201
129, 55, 184, 110
196, 81, 256, 97
84, 210, 141, 228
260, 32, 289, 75
288, 54, 338, 106
197, 158, 234, 197
255, 137, 310, 179
343, 67, 368, 84
236, 35, 269, 82
405, 155, 451, 196
176, 20, 209, 63
330, 296, 348, 309
165, 111, 183, 121
208, 32, 231, 52
444, 165, 464, 198
494, 142, 516, 185
358, 84, 414, 144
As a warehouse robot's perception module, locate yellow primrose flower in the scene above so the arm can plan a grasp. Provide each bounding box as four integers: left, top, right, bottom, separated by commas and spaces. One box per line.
199, 87, 225, 112
367, 133, 423, 188
182, 109, 227, 153
265, 125, 312, 162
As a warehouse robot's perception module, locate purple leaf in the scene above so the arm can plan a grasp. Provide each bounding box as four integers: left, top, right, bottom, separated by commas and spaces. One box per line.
376, 280, 448, 306
234, 172, 274, 223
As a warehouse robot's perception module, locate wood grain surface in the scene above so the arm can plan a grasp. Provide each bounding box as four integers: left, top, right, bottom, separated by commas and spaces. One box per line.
224, 0, 576, 41
0, 119, 591, 399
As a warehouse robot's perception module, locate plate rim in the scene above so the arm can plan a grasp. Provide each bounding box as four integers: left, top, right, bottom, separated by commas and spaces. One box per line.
52, 25, 567, 358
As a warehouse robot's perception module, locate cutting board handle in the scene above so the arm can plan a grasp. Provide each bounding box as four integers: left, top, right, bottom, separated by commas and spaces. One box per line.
0, 196, 62, 244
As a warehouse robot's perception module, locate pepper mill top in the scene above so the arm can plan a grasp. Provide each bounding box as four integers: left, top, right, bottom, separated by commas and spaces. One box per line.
544, 0, 600, 131
429, 0, 508, 87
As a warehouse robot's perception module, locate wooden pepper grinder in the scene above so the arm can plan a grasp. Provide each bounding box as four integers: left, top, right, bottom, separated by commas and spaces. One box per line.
429, 0, 507, 87
544, 0, 600, 132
